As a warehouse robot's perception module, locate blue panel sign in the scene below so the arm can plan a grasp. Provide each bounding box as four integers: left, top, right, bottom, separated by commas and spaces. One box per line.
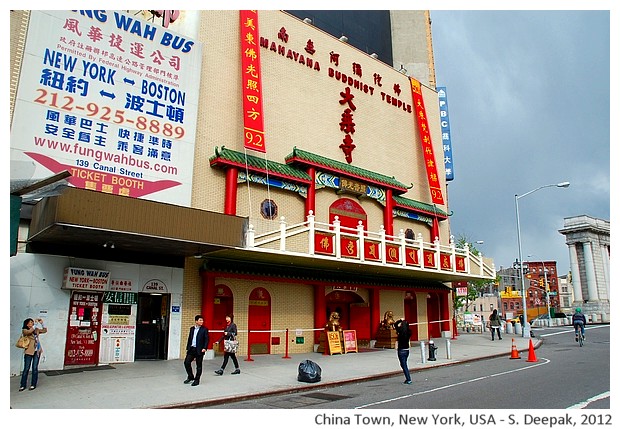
437, 87, 454, 181
171, 306, 180, 313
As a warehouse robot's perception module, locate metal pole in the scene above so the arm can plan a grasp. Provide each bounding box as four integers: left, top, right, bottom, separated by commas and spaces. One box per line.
515, 194, 531, 338
543, 264, 551, 326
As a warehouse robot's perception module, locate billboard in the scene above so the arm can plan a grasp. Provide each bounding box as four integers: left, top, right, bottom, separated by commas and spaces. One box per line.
10, 10, 202, 205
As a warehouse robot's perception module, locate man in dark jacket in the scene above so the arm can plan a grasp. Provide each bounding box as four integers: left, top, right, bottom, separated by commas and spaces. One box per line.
394, 318, 412, 385
572, 308, 587, 341
183, 314, 209, 386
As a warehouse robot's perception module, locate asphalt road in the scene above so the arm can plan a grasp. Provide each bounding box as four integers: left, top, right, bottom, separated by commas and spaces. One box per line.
203, 325, 610, 410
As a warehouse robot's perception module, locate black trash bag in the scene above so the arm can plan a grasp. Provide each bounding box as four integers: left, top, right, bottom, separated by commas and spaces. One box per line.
297, 359, 322, 383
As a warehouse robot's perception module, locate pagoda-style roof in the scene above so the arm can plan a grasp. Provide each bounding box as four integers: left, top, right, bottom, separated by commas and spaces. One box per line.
393, 195, 448, 219
209, 146, 312, 183
285, 147, 409, 193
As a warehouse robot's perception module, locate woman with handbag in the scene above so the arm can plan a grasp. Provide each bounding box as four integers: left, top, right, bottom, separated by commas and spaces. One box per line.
214, 314, 240, 375
19, 318, 47, 391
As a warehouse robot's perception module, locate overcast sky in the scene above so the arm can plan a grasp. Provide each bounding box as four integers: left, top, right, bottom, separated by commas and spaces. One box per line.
429, 9, 612, 275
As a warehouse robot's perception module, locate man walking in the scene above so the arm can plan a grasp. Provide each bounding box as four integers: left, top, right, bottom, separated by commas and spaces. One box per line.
183, 315, 209, 386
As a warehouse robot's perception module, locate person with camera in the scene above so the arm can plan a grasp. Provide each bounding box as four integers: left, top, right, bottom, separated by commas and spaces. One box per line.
19, 318, 47, 391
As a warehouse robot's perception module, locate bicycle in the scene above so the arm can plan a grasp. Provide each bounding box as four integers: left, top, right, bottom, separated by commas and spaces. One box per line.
576, 329, 584, 347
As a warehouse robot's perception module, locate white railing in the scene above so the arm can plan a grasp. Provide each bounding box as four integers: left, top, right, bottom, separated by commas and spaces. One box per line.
246, 211, 495, 280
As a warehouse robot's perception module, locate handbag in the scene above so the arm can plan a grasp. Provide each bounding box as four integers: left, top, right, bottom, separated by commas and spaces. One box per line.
224, 335, 239, 353
15, 335, 30, 349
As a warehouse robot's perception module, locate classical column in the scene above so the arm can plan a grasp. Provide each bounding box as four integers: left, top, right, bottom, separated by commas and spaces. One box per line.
583, 241, 599, 302
568, 243, 583, 302
601, 243, 610, 301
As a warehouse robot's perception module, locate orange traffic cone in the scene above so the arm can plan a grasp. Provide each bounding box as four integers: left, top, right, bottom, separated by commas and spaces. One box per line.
509, 338, 521, 359
526, 339, 538, 362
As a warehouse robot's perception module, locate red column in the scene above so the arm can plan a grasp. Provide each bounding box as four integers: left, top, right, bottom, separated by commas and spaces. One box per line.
224, 167, 238, 215
201, 270, 216, 347
313, 284, 325, 344
384, 188, 393, 236
306, 167, 316, 216
441, 291, 451, 333
370, 288, 381, 340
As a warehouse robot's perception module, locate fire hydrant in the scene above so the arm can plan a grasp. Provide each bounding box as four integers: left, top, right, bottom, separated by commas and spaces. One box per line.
428, 340, 438, 361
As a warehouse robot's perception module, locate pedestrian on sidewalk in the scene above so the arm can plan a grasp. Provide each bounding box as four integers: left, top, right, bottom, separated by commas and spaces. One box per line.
183, 315, 209, 386
489, 309, 502, 341
19, 318, 47, 391
214, 314, 240, 375
394, 318, 412, 385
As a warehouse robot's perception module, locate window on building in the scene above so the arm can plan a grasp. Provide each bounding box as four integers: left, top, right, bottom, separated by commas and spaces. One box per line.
260, 199, 278, 220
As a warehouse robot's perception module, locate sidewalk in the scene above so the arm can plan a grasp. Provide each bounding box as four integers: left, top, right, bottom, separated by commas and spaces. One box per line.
9, 332, 540, 409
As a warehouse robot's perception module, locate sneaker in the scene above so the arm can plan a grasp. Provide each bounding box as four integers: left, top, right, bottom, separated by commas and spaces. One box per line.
214, 369, 224, 375
183, 378, 194, 384
19, 387, 25, 392
29, 386, 36, 390
575, 337, 579, 342
191, 380, 200, 386
231, 369, 240, 375
403, 380, 412, 385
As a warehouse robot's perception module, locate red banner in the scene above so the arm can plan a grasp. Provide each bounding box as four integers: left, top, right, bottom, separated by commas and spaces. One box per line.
410, 79, 444, 205
364, 241, 381, 261
341, 237, 358, 258
405, 248, 420, 266
423, 250, 436, 268
455, 256, 466, 272
440, 253, 452, 270
240, 10, 266, 152
315, 233, 334, 255
385, 244, 400, 264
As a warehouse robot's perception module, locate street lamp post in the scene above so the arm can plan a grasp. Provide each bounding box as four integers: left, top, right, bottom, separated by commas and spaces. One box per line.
515, 182, 569, 338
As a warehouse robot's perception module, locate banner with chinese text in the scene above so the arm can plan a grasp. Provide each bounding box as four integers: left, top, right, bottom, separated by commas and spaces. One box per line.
410, 78, 445, 205
240, 10, 266, 152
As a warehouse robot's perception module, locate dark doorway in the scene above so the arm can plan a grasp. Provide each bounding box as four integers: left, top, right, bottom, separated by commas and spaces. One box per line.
135, 293, 169, 360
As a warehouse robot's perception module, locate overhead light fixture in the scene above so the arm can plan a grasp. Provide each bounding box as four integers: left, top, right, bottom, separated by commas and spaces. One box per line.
103, 241, 115, 249
399, 65, 407, 75
370, 53, 378, 59
339, 35, 348, 43
303, 17, 312, 24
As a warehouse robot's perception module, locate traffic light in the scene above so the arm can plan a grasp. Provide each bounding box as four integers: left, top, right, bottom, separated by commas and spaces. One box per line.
538, 277, 544, 287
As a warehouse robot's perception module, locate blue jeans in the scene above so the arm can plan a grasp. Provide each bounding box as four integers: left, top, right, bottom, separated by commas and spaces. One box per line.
574, 321, 585, 337
20, 352, 40, 388
397, 349, 411, 382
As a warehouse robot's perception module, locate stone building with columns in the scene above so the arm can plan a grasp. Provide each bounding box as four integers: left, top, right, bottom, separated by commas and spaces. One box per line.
559, 215, 610, 322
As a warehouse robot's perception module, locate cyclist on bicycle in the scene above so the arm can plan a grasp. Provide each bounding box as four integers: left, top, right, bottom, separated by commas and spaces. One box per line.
572, 307, 586, 342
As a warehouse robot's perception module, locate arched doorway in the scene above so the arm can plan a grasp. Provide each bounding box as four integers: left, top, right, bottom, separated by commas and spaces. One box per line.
212, 284, 234, 352
325, 289, 365, 333
403, 291, 418, 341
248, 287, 272, 354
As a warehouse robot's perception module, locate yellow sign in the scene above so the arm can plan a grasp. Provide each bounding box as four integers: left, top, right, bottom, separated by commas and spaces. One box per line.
326, 331, 342, 355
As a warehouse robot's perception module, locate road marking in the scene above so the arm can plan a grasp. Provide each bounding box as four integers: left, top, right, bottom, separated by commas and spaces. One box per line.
537, 324, 609, 338
567, 391, 610, 409
355, 358, 551, 409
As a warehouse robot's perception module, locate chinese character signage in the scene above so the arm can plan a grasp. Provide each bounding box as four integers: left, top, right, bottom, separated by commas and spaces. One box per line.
437, 87, 454, 181
10, 10, 202, 206
240, 10, 266, 152
410, 78, 445, 205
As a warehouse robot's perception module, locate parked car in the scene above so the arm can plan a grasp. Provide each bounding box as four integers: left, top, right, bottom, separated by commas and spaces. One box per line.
529, 314, 550, 324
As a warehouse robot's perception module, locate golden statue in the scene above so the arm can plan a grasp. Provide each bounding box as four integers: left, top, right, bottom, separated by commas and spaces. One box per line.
325, 311, 342, 331
379, 310, 396, 330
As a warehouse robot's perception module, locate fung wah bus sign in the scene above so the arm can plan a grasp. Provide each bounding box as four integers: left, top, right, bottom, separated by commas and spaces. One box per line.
62, 267, 111, 291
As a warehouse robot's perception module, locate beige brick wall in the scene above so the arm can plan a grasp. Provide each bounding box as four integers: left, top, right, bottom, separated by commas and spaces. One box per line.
211, 278, 316, 355
180, 257, 205, 356
193, 11, 449, 240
